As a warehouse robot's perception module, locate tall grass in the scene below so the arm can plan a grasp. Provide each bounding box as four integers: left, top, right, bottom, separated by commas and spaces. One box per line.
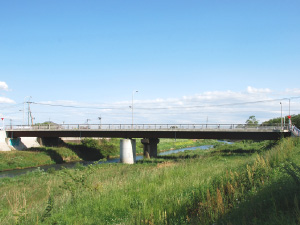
1, 139, 299, 224
0, 138, 217, 171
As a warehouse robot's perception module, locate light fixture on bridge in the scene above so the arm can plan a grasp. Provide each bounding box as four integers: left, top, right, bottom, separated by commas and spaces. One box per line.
132, 90, 138, 128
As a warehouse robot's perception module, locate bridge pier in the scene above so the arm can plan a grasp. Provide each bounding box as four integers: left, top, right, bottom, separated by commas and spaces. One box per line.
120, 139, 136, 164
141, 138, 160, 158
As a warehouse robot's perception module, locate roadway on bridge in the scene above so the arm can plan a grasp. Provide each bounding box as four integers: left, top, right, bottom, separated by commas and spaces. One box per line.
6, 127, 291, 140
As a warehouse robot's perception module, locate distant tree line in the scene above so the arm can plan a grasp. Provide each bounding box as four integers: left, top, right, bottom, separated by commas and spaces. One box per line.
262, 114, 300, 128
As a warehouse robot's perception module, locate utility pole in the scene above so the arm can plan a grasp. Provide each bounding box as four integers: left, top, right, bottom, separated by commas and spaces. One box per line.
27, 101, 34, 126
24, 96, 31, 126
28, 101, 30, 126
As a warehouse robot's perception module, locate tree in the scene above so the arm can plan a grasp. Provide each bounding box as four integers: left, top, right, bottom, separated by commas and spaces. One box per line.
262, 114, 300, 128
246, 115, 259, 126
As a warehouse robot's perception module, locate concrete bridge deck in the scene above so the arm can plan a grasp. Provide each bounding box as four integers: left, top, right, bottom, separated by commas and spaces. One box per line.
5, 123, 291, 140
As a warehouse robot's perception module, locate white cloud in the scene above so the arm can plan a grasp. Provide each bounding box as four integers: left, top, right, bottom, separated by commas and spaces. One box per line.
6, 87, 299, 125
0, 81, 9, 91
0, 97, 15, 104
247, 86, 272, 94
284, 88, 300, 95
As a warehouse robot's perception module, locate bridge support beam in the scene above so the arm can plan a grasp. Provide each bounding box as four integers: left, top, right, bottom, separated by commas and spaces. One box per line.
141, 138, 160, 158
120, 139, 136, 164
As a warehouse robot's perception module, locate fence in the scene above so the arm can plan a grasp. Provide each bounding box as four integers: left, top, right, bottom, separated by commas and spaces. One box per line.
5, 123, 288, 131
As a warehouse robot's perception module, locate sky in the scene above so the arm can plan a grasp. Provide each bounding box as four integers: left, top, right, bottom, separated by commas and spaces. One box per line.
0, 0, 300, 126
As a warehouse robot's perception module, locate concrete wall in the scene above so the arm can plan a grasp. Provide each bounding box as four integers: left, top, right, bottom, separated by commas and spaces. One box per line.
9, 137, 41, 150
0, 131, 11, 151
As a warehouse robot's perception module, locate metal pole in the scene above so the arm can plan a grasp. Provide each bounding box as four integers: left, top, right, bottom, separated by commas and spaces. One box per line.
280, 102, 282, 130
289, 99, 290, 116
28, 102, 30, 126
132, 90, 138, 128
24, 96, 31, 126
23, 102, 25, 126
26, 96, 32, 126
98, 116, 101, 129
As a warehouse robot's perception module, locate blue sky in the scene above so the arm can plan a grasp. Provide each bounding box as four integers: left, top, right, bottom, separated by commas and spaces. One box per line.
0, 0, 300, 125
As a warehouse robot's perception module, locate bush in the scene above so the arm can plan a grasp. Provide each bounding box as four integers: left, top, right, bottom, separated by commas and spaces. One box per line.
81, 138, 118, 159
81, 138, 100, 149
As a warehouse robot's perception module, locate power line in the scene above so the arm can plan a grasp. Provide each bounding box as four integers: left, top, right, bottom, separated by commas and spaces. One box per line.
30, 102, 127, 110
28, 96, 300, 111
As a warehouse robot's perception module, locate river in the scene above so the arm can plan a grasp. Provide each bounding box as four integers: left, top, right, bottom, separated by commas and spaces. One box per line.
0, 144, 216, 178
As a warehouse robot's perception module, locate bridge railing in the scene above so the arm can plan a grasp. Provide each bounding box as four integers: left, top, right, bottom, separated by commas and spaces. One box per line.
5, 123, 289, 131
290, 125, 300, 137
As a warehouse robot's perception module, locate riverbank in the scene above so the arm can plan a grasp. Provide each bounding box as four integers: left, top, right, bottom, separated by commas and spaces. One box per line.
0, 138, 219, 171
1, 138, 299, 224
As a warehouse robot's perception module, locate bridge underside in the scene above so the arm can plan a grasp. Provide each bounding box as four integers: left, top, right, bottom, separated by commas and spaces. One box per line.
6, 130, 291, 140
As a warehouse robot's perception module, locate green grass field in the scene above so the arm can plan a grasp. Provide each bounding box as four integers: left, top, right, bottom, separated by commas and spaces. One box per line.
0, 138, 300, 224
0, 138, 215, 171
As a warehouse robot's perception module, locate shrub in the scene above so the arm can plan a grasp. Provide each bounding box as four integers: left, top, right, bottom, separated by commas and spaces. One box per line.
81, 138, 100, 149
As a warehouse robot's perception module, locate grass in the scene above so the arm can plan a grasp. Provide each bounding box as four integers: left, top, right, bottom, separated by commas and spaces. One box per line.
0, 138, 216, 171
1, 138, 300, 224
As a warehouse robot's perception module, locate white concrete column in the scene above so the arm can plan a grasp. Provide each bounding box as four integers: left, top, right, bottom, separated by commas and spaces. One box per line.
120, 139, 136, 164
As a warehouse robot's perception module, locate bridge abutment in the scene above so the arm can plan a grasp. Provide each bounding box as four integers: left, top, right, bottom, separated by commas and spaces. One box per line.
120, 139, 136, 164
141, 138, 160, 158
0, 131, 11, 151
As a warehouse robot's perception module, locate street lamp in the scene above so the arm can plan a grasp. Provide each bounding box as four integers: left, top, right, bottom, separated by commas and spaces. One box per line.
289, 98, 291, 116
280, 102, 283, 130
132, 90, 138, 128
86, 119, 90, 129
98, 116, 102, 129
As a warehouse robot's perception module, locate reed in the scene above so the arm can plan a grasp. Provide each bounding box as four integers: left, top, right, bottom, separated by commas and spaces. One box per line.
0, 139, 299, 224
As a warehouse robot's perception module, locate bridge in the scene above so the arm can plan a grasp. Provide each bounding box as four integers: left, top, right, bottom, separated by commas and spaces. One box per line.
1, 123, 291, 163
5, 123, 290, 140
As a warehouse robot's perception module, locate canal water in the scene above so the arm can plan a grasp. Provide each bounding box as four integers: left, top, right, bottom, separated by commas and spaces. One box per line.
0, 144, 216, 178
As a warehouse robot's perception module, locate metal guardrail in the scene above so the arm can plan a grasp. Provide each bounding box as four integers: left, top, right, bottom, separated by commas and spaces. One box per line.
4, 124, 289, 131
290, 125, 300, 137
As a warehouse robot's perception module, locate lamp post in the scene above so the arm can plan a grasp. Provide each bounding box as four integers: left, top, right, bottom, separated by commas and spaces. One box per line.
289, 98, 290, 116
132, 90, 138, 128
98, 116, 102, 129
280, 102, 283, 130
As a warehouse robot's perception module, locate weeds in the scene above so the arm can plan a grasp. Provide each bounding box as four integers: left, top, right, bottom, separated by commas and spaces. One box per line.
1, 138, 300, 224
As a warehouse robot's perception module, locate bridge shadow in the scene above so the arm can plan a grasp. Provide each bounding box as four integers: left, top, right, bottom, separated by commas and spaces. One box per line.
40, 137, 103, 161
64, 143, 104, 161
25, 147, 65, 164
